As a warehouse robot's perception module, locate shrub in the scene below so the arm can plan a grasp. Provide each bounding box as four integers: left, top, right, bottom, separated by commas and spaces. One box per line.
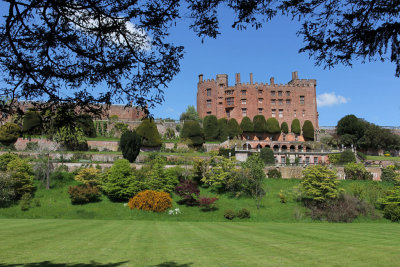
383, 204, 400, 222
266, 117, 280, 134
279, 190, 286, 203
119, 130, 141, 163
7, 157, 35, 199
344, 163, 373, 180
75, 167, 101, 186
202, 156, 237, 192
357, 151, 366, 161
20, 193, 32, 211
114, 122, 129, 135
224, 209, 236, 220
128, 190, 172, 212
218, 147, 235, 158
291, 119, 301, 135
198, 196, 218, 210
0, 172, 15, 207
260, 147, 275, 165
100, 159, 141, 201
227, 118, 242, 138
68, 184, 101, 204
339, 150, 356, 164
302, 120, 315, 141
192, 158, 208, 184
280, 122, 289, 134
180, 120, 204, 146
164, 128, 175, 140
174, 180, 200, 206
76, 114, 96, 138
253, 115, 267, 133
203, 115, 219, 141
217, 118, 229, 142
240, 116, 253, 132
242, 154, 266, 209
267, 169, 281, 178
22, 110, 42, 135
53, 126, 88, 151
25, 142, 39, 151
328, 154, 341, 165
237, 208, 250, 219
301, 165, 340, 204
0, 123, 20, 146
136, 119, 162, 147
381, 166, 400, 183
0, 152, 19, 171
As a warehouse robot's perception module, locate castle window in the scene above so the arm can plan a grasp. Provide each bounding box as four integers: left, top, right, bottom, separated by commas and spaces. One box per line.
258, 108, 263, 114
302, 110, 305, 117
258, 98, 263, 103
278, 99, 283, 105
241, 99, 247, 105
286, 99, 291, 105
279, 109, 283, 118
271, 109, 276, 117
258, 89, 263, 95
242, 108, 247, 117
271, 99, 276, 105
278, 91, 283, 97
286, 91, 291, 96
207, 111, 212, 115
294, 110, 297, 117
226, 97, 234, 106
225, 90, 234, 95
206, 99, 212, 108
271, 91, 276, 96
226, 109, 231, 118
241, 90, 246, 95
206, 88, 211, 96
300, 95, 305, 104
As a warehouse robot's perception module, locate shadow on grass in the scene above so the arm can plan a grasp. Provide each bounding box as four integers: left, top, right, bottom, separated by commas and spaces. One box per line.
0, 261, 128, 267
152, 262, 193, 267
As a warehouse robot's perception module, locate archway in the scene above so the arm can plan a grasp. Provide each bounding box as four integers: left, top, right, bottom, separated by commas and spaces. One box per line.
273, 145, 279, 152
290, 145, 295, 152
281, 145, 287, 152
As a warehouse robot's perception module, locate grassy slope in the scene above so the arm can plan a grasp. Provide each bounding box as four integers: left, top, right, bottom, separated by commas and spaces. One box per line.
366, 156, 400, 162
1, 219, 400, 266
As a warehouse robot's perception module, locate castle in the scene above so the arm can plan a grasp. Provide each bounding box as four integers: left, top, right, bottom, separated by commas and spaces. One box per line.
197, 71, 319, 129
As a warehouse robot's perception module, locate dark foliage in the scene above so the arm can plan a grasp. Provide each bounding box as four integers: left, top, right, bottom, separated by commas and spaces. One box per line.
22, 110, 42, 135
227, 118, 242, 138
224, 209, 236, 220
302, 120, 314, 141
0, 152, 19, 171
174, 180, 200, 206
120, 130, 141, 163
237, 208, 250, 219
267, 169, 281, 179
291, 119, 301, 135
68, 185, 101, 205
218, 147, 235, 158
339, 150, 356, 164
383, 204, 400, 222
180, 120, 204, 146
240, 116, 254, 132
253, 115, 267, 133
381, 168, 399, 183
0, 123, 20, 146
280, 122, 289, 134
136, 119, 162, 147
217, 118, 229, 142
337, 115, 366, 139
198, 196, 218, 211
76, 114, 97, 138
266, 117, 280, 134
260, 147, 275, 165
203, 115, 219, 141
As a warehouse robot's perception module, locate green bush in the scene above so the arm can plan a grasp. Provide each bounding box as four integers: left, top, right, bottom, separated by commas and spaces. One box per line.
20, 193, 32, 211
203, 115, 219, 141
266, 117, 280, 134
227, 118, 242, 139
120, 130, 141, 163
328, 154, 341, 165
100, 159, 140, 201
301, 165, 340, 204
357, 151, 366, 161
237, 208, 250, 219
302, 120, 315, 141
240, 116, 254, 132
267, 169, 282, 178
344, 163, 373, 180
383, 204, 400, 222
218, 147, 235, 158
241, 154, 266, 209
253, 115, 267, 133
0, 172, 15, 207
339, 150, 356, 164
291, 119, 301, 135
50, 170, 75, 187
217, 118, 229, 142
378, 187, 400, 220
0, 122, 20, 146
260, 147, 275, 165
75, 167, 101, 186
281, 122, 289, 134
0, 152, 19, 171
53, 126, 88, 151
180, 120, 204, 146
76, 114, 97, 138
22, 110, 42, 135
68, 184, 101, 204
381, 166, 400, 183
6, 157, 35, 200
136, 119, 162, 147
25, 142, 39, 151
224, 209, 236, 220
202, 156, 236, 192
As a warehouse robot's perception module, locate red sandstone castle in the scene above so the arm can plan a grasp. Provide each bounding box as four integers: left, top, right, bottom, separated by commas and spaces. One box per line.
197, 71, 319, 129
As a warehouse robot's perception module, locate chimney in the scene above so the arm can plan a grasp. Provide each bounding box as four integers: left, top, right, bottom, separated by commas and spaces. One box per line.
198, 74, 203, 83
270, 77, 274, 85
250, 73, 253, 85
235, 73, 241, 85
292, 71, 298, 80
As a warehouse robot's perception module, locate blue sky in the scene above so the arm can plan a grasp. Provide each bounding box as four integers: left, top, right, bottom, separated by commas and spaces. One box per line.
151, 9, 400, 126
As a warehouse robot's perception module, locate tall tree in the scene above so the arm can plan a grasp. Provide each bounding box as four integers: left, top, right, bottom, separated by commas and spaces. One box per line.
217, 118, 229, 142
253, 115, 267, 133
180, 106, 201, 122
180, 120, 204, 146
280, 122, 289, 134
227, 118, 242, 139
302, 120, 315, 141
291, 119, 301, 135
266, 118, 280, 134
203, 115, 219, 141
240, 116, 254, 133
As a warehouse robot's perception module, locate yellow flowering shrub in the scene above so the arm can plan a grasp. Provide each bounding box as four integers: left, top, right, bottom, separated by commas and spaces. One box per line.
75, 167, 101, 186
128, 190, 172, 212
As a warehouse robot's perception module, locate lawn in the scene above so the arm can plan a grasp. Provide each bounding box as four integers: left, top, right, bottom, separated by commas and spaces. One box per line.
366, 156, 400, 162
1, 219, 400, 266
